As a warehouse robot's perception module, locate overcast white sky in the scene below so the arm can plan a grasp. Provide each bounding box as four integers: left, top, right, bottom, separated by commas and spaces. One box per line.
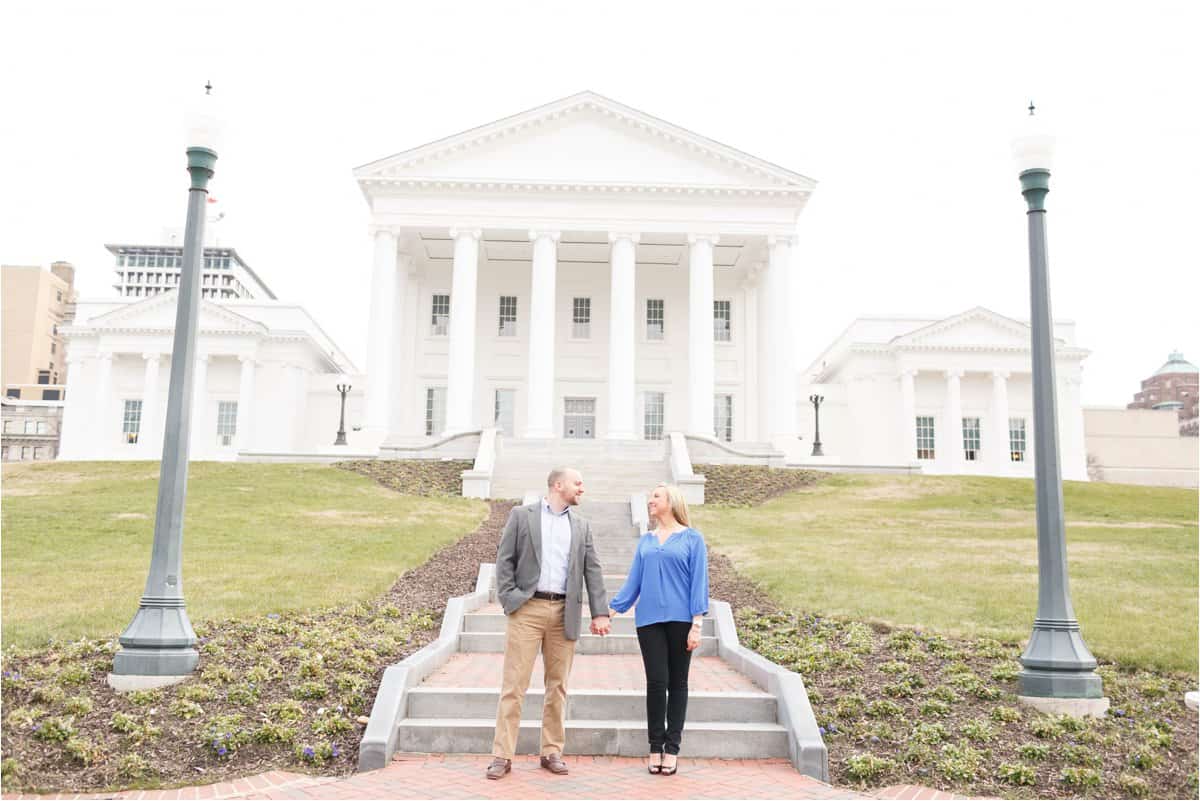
3, 0, 1197, 406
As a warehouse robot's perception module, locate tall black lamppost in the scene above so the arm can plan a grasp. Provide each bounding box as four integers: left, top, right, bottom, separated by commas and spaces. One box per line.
809, 394, 824, 456
1011, 104, 1105, 709
111, 84, 222, 682
334, 383, 351, 445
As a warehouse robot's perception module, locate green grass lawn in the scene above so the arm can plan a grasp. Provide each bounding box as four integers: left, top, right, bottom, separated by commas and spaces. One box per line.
1, 461, 487, 648
693, 473, 1198, 675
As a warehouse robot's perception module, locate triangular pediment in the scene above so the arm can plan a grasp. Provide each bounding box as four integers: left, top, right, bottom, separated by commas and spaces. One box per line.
89, 293, 267, 334
892, 307, 1045, 349
355, 91, 816, 190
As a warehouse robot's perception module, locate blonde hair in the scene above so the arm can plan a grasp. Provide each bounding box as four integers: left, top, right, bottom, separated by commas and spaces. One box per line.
654, 483, 690, 528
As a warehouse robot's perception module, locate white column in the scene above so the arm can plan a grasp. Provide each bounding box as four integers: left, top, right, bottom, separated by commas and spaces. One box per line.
95, 352, 114, 453
990, 370, 1011, 471
444, 228, 481, 435
140, 353, 162, 457
765, 236, 798, 440
942, 369, 963, 469
743, 278, 760, 440
606, 232, 639, 439
365, 229, 398, 431
525, 230, 560, 438
191, 355, 210, 456
899, 369, 917, 463
236, 356, 257, 453
58, 354, 89, 459
687, 234, 718, 437
390, 254, 412, 434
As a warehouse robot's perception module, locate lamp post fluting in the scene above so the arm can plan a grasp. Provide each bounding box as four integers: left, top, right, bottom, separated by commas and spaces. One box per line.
1011, 107, 1104, 704
809, 394, 825, 456
334, 383, 351, 445
112, 87, 221, 679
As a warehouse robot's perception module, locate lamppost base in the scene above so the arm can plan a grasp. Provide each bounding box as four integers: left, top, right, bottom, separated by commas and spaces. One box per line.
1017, 665, 1105, 699
1017, 694, 1110, 719
111, 604, 199, 676
811, 443, 824, 456
106, 672, 193, 693
334, 433, 347, 445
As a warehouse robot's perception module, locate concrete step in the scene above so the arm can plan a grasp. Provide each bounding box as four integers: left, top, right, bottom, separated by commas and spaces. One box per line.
463, 611, 713, 636
394, 718, 790, 757
405, 687, 774, 722
459, 632, 718, 656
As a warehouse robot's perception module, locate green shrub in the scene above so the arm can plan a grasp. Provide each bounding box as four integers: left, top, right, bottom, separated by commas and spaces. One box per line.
1117, 772, 1151, 798
295, 741, 337, 764
269, 699, 305, 722
117, 753, 153, 780
1029, 716, 1063, 739
179, 683, 217, 702
990, 662, 1019, 681
1139, 677, 1169, 697
844, 753, 896, 783
929, 686, 959, 703
252, 722, 297, 744
1137, 723, 1173, 749
865, 700, 904, 718
841, 622, 875, 655
1128, 747, 1157, 770
919, 700, 950, 717
32, 716, 73, 742
937, 742, 984, 783
1056, 714, 1089, 734
245, 664, 274, 684
943, 660, 974, 676
832, 674, 862, 689
1060, 767, 1101, 788
312, 714, 353, 735
201, 664, 236, 684
62, 694, 93, 716
64, 736, 101, 765
900, 742, 935, 766
30, 684, 66, 706
910, 722, 948, 744
299, 658, 325, 679
110, 712, 139, 733
227, 683, 259, 706
170, 699, 204, 720
972, 638, 1010, 659
202, 715, 251, 757
334, 673, 366, 693
882, 682, 915, 699
126, 689, 162, 706
6, 707, 39, 728
997, 762, 1037, 786
1017, 742, 1050, 760
961, 718, 995, 742
835, 693, 867, 719
1, 758, 20, 784
55, 664, 91, 686
878, 660, 910, 675
989, 705, 1021, 723
1062, 744, 1102, 767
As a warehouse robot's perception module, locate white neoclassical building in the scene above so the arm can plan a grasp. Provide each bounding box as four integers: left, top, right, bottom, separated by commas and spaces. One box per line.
355, 91, 813, 460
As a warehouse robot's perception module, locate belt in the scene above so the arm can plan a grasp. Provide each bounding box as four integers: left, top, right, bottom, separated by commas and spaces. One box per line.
533, 591, 566, 601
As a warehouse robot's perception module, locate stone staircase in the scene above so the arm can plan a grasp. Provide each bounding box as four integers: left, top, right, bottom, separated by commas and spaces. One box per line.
490, 439, 670, 501
383, 500, 794, 759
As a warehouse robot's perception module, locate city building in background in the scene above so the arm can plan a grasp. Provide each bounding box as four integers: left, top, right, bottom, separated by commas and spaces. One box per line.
1, 398, 63, 461
1127, 351, 1198, 436
1, 261, 75, 400
106, 239, 276, 302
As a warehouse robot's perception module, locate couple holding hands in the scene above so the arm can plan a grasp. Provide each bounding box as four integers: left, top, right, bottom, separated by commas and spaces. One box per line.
487, 467, 709, 779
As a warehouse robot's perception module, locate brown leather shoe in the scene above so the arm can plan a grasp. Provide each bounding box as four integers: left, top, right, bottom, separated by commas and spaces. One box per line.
540, 753, 569, 774
486, 757, 512, 779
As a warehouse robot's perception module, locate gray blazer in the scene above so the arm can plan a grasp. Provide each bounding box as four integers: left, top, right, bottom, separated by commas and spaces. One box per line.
495, 502, 608, 641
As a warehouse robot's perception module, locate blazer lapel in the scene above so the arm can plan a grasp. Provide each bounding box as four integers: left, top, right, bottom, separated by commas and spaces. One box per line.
528, 503, 543, 568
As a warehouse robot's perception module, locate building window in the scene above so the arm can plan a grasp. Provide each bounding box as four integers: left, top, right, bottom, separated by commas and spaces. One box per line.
1009, 417, 1027, 462
425, 387, 447, 436
962, 417, 981, 461
431, 294, 450, 336
713, 394, 733, 442
37, 370, 50, 385
646, 299, 665, 340
2, 420, 12, 433
33, 447, 45, 460
494, 389, 515, 435
215, 401, 238, 446
1, 447, 6, 460
123, 400, 142, 444
56, 290, 63, 302
714, 300, 732, 342
916, 416, 936, 460
572, 297, 591, 339
644, 391, 665, 440
498, 296, 518, 337
21, 446, 31, 460
37, 421, 48, 435
50, 342, 56, 354
6, 388, 20, 399
24, 420, 35, 434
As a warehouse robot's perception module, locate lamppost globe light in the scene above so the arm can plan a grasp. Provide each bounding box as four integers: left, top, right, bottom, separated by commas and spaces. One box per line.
1010, 110, 1055, 173
185, 85, 224, 152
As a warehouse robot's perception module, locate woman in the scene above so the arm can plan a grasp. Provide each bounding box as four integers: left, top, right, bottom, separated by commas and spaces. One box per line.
608, 483, 709, 776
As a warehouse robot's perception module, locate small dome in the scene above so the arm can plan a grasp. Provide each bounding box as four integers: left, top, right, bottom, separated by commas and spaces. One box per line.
1153, 351, 1198, 376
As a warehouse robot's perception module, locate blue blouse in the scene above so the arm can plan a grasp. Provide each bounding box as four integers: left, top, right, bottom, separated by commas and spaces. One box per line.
609, 527, 709, 628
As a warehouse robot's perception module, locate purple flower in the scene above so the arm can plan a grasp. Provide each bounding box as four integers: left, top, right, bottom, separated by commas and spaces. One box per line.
268, 613, 280, 619
1112, 708, 1125, 717
303, 747, 315, 758
828, 723, 838, 733
819, 726, 827, 736
217, 747, 227, 756
331, 744, 341, 757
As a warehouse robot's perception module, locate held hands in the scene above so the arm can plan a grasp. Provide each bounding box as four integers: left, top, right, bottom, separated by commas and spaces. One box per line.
590, 615, 612, 636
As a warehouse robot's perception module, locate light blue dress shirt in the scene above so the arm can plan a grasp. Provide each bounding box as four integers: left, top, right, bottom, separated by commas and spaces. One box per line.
609, 527, 709, 628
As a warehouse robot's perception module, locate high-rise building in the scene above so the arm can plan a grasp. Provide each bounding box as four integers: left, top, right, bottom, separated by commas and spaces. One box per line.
1, 261, 75, 399
105, 242, 276, 301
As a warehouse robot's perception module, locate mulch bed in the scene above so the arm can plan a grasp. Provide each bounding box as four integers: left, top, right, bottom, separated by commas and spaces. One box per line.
334, 460, 474, 497
0, 500, 513, 795
695, 464, 822, 506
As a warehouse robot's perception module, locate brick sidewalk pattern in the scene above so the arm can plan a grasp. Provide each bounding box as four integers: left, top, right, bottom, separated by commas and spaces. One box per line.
422, 652, 763, 692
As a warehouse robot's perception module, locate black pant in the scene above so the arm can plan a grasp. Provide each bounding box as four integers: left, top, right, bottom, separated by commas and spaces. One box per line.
636, 621, 694, 755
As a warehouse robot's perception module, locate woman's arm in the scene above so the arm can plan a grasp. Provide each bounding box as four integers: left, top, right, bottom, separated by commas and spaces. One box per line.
687, 531, 710, 619
608, 536, 646, 614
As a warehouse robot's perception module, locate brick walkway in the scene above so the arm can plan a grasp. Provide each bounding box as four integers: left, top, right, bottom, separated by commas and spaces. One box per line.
0, 757, 977, 800
423, 651, 763, 692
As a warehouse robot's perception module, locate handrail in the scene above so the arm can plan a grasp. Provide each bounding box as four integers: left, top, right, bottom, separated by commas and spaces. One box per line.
683, 433, 784, 460
382, 429, 483, 453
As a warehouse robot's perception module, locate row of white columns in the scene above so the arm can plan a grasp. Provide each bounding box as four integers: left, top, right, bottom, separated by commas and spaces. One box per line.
365, 228, 798, 441
898, 369, 1015, 468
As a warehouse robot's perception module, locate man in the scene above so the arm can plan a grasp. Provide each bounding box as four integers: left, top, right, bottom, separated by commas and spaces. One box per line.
486, 467, 611, 779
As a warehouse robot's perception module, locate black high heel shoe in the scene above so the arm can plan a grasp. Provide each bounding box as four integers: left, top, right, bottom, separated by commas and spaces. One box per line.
648, 752, 663, 774
660, 754, 678, 776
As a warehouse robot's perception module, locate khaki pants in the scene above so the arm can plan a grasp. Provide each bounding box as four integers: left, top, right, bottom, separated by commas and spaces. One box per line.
492, 597, 576, 759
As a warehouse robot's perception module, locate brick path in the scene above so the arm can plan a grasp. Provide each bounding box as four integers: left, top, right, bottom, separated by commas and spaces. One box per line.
423, 651, 763, 692
1, 758, 977, 800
